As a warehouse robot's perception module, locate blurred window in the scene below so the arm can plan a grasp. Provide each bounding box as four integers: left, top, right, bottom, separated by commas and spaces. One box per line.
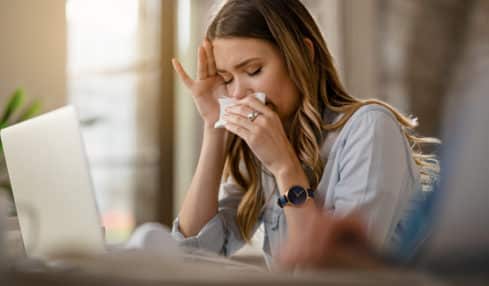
66, 0, 161, 243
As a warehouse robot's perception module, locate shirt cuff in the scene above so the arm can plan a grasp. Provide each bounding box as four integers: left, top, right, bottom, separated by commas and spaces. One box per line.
171, 214, 225, 254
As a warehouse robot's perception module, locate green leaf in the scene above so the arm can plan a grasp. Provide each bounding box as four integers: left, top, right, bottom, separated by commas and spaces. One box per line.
0, 181, 12, 200
17, 100, 41, 122
0, 88, 25, 129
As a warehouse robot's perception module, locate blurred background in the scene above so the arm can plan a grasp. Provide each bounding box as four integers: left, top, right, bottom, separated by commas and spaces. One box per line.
0, 0, 486, 244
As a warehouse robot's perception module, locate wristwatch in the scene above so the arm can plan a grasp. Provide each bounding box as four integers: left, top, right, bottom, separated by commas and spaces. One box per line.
277, 185, 314, 208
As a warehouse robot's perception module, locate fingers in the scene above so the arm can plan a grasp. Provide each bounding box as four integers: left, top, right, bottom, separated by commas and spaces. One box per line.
223, 97, 276, 143
224, 103, 262, 134
203, 39, 217, 77
172, 58, 193, 88
173, 39, 215, 86
226, 99, 271, 128
225, 104, 255, 120
238, 95, 274, 118
223, 120, 251, 140
197, 46, 208, 80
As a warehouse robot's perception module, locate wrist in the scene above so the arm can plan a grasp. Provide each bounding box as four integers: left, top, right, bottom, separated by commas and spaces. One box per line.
202, 124, 227, 158
277, 186, 314, 208
283, 199, 317, 230
203, 123, 225, 138
275, 163, 309, 195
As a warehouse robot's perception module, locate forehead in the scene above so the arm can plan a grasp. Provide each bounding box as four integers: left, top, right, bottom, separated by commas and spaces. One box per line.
212, 37, 279, 69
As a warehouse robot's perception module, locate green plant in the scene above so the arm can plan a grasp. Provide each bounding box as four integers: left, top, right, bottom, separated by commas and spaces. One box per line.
0, 88, 42, 199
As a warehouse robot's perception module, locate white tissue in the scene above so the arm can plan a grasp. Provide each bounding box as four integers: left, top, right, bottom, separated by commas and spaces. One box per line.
214, 92, 266, 128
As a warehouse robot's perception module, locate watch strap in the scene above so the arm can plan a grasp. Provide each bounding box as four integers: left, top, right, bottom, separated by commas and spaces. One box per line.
277, 195, 288, 208
307, 189, 314, 198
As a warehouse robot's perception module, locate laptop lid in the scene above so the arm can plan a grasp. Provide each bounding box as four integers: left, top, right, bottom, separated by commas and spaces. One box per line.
0, 105, 105, 259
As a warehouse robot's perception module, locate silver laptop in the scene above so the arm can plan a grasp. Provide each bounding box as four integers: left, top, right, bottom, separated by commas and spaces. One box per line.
0, 105, 105, 259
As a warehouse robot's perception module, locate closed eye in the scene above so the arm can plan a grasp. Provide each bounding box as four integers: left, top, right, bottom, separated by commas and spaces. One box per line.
248, 67, 262, 76
222, 67, 262, 85
223, 78, 233, 85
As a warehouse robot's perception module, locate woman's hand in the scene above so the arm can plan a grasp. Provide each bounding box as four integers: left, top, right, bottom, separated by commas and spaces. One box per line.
223, 96, 301, 179
277, 205, 380, 270
172, 40, 227, 127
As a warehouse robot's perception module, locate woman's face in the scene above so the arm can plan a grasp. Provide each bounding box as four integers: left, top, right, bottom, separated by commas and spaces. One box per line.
212, 37, 301, 123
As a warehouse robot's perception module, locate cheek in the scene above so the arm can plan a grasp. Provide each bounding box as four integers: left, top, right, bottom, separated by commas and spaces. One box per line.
280, 90, 301, 118
270, 78, 301, 119
252, 66, 300, 119
263, 90, 300, 123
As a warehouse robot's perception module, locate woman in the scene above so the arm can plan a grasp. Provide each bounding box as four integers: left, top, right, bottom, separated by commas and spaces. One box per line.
171, 0, 438, 267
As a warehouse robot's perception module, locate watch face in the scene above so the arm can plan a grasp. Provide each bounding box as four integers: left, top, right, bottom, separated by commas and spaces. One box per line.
288, 186, 307, 205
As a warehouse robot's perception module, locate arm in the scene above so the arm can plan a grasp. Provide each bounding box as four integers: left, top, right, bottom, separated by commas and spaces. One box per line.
172, 164, 253, 256
177, 125, 226, 237
222, 96, 318, 236
278, 204, 385, 270
278, 107, 414, 269
172, 39, 230, 237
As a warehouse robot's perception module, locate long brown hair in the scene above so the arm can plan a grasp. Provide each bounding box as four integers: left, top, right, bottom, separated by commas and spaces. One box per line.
207, 0, 439, 241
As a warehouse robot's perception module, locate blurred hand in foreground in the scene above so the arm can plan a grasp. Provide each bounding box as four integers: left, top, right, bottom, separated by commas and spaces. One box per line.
278, 204, 385, 270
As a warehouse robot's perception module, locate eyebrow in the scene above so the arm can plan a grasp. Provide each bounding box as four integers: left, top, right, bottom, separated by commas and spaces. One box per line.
217, 57, 261, 73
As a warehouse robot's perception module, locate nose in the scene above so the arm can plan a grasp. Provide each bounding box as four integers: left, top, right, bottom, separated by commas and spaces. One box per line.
230, 80, 251, 100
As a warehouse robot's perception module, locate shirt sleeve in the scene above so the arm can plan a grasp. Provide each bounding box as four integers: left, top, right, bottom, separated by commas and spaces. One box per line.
332, 107, 415, 249
171, 179, 250, 256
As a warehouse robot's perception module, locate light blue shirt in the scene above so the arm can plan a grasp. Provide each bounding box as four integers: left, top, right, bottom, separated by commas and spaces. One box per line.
172, 104, 421, 266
